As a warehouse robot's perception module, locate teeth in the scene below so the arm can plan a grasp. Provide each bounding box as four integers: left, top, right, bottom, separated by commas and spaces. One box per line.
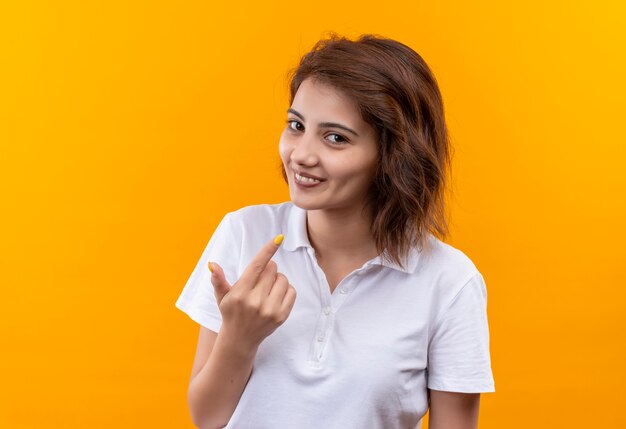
295, 172, 321, 183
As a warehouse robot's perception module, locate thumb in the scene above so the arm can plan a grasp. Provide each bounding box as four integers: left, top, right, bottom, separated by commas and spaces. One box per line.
208, 261, 231, 304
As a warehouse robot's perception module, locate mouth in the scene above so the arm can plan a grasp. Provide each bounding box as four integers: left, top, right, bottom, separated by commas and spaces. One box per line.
293, 170, 325, 186
293, 168, 325, 182
295, 172, 322, 183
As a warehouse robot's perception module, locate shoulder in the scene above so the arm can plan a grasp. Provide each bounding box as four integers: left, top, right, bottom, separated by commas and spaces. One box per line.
226, 201, 293, 225
421, 234, 479, 275
412, 236, 492, 336
223, 201, 294, 238
219, 202, 295, 267
418, 234, 484, 301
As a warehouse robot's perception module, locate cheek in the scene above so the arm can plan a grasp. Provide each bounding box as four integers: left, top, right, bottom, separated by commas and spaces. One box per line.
328, 154, 373, 181
278, 135, 291, 163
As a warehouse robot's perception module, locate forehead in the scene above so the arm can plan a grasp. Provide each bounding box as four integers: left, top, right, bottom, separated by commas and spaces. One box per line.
291, 78, 364, 125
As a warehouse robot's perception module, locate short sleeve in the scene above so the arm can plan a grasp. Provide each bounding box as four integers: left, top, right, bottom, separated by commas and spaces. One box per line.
427, 272, 496, 393
175, 213, 240, 333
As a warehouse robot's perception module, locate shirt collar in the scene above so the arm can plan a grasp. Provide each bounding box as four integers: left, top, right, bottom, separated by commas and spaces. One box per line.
282, 202, 421, 274
282, 203, 313, 252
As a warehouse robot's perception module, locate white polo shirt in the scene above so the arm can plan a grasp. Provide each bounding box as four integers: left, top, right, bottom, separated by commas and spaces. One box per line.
175, 201, 495, 429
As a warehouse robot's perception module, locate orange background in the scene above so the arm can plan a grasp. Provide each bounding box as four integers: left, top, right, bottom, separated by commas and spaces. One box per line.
1, 1, 625, 428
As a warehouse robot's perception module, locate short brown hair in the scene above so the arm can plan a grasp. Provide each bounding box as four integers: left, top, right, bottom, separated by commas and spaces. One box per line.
281, 33, 453, 270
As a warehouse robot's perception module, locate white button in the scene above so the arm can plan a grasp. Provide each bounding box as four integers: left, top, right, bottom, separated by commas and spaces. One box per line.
317, 335, 325, 342
340, 287, 348, 294
323, 306, 331, 315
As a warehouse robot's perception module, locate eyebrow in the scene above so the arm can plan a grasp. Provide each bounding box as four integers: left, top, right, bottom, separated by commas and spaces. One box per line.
287, 108, 360, 137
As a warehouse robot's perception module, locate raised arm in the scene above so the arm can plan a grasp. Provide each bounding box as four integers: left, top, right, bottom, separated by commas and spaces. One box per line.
188, 326, 258, 429
186, 234, 297, 428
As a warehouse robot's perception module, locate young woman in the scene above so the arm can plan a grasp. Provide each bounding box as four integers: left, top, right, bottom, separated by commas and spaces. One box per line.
176, 33, 495, 429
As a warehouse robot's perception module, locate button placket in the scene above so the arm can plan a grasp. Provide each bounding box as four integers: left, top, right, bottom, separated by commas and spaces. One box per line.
305, 247, 335, 363
314, 309, 335, 360
307, 248, 330, 297
305, 247, 372, 363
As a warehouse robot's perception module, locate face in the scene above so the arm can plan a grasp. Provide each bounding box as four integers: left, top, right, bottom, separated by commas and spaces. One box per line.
279, 77, 379, 213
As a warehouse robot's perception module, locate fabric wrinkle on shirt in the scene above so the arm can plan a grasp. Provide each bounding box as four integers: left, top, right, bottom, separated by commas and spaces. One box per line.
175, 201, 495, 429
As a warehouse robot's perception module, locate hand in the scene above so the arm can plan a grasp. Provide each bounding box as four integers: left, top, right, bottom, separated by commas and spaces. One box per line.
208, 235, 297, 350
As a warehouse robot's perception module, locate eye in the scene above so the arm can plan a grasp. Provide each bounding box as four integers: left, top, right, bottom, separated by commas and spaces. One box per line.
285, 119, 348, 146
326, 133, 348, 145
286, 119, 304, 132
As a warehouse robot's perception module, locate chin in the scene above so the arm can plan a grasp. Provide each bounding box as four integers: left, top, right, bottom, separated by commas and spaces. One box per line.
289, 192, 323, 211
289, 196, 315, 210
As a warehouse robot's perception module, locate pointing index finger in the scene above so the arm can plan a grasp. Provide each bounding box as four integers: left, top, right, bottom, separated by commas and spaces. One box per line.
240, 234, 284, 285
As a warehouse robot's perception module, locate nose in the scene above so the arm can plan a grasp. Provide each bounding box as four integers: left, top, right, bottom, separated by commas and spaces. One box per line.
290, 131, 319, 167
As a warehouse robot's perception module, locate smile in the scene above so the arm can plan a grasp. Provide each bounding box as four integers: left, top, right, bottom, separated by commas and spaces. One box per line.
295, 172, 322, 183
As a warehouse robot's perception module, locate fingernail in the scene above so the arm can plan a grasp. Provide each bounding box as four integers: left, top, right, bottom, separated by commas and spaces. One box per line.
274, 234, 284, 246
207, 261, 214, 273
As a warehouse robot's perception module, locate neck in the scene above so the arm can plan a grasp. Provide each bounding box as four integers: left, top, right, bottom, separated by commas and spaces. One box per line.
306, 204, 379, 262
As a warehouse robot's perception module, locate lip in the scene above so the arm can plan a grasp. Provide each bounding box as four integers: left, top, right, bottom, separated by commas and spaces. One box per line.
293, 171, 325, 188
292, 169, 325, 181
